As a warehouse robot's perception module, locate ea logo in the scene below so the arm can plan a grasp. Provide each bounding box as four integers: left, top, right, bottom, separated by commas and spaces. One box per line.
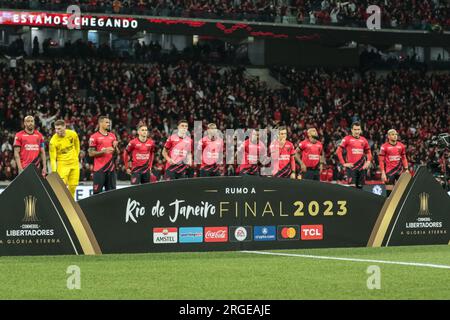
372, 185, 383, 195
234, 227, 248, 242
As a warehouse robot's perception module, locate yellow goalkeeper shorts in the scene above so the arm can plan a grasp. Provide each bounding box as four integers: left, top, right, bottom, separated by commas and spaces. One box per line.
56, 164, 80, 188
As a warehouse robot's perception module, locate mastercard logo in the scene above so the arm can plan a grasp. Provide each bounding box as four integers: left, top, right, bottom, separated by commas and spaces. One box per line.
281, 227, 297, 239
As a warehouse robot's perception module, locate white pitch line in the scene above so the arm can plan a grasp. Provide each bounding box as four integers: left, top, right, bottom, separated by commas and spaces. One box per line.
241, 250, 450, 270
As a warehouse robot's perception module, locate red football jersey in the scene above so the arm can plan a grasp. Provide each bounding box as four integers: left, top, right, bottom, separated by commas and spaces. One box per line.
237, 139, 266, 174
269, 140, 296, 176
125, 137, 155, 172
337, 135, 372, 169
164, 134, 193, 170
13, 130, 45, 168
89, 131, 117, 172
298, 139, 323, 169
379, 142, 408, 174
197, 136, 223, 169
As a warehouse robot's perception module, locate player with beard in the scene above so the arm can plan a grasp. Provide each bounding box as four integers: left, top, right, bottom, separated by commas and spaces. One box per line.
13, 115, 47, 176
88, 116, 120, 194
296, 128, 325, 181
237, 129, 267, 176
379, 129, 408, 194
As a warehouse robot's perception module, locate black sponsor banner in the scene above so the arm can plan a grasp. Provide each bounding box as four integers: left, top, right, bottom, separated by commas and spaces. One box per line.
383, 166, 450, 246
78, 176, 385, 253
0, 166, 81, 256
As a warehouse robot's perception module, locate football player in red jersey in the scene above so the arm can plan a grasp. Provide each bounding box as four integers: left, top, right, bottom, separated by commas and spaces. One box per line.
197, 123, 223, 177
269, 127, 296, 178
296, 128, 325, 181
162, 120, 193, 180
13, 115, 47, 176
336, 122, 372, 188
237, 129, 267, 176
379, 129, 408, 191
123, 123, 156, 185
88, 116, 120, 194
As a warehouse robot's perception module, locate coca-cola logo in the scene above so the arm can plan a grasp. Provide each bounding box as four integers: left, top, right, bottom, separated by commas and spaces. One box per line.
204, 227, 228, 242
206, 230, 226, 238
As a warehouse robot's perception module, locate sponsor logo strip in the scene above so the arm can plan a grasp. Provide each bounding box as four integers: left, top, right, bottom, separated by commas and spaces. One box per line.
153, 227, 178, 244
254, 226, 276, 241
179, 227, 203, 243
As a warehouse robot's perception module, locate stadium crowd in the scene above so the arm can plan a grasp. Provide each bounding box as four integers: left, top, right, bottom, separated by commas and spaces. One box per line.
0, 0, 448, 31
0, 49, 448, 183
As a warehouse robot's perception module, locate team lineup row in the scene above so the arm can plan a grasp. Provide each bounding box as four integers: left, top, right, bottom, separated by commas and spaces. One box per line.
13, 115, 408, 197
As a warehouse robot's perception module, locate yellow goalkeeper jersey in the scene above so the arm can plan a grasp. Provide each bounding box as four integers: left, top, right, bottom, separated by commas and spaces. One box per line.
49, 129, 80, 171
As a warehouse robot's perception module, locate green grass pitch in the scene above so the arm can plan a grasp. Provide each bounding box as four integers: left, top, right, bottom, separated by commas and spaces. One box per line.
0, 245, 449, 300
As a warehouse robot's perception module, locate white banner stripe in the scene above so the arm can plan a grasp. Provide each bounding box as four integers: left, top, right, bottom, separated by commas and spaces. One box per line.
241, 250, 450, 270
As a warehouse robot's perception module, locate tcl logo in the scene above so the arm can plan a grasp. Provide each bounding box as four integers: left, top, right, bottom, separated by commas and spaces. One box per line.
204, 227, 228, 242
301, 225, 323, 240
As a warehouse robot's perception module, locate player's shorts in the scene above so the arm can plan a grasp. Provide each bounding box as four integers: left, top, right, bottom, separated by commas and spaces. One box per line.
130, 171, 150, 185
386, 172, 401, 185
93, 171, 117, 194
303, 168, 320, 181
164, 163, 190, 180
199, 165, 221, 177
238, 165, 259, 176
347, 168, 366, 188
57, 164, 80, 187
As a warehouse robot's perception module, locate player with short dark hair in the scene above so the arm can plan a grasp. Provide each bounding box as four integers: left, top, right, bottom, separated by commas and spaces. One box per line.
336, 122, 372, 188
379, 129, 408, 191
123, 123, 156, 185
162, 120, 193, 180
269, 127, 296, 178
198, 123, 223, 177
88, 116, 119, 194
296, 127, 325, 181
237, 129, 267, 176
13, 115, 47, 176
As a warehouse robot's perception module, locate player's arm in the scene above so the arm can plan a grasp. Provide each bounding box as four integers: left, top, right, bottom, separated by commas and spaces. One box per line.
49, 139, 57, 173
14, 146, 23, 172
40, 137, 47, 176
295, 145, 306, 172
320, 151, 326, 171
88, 136, 107, 158
401, 145, 408, 171
73, 131, 80, 158
123, 142, 133, 174
162, 147, 174, 165
290, 150, 296, 179
336, 138, 352, 168
363, 141, 372, 170
88, 147, 106, 157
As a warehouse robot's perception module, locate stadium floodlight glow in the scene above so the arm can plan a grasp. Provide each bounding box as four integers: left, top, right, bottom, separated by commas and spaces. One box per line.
31, 27, 39, 31
89, 30, 98, 33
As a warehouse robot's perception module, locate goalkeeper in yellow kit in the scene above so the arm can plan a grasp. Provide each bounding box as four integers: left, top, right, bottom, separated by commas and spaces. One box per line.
49, 120, 80, 197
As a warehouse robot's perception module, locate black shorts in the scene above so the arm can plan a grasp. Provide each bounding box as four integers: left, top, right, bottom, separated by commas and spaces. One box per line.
165, 169, 188, 180
239, 165, 259, 176
386, 172, 401, 185
303, 168, 320, 181
93, 171, 117, 194
347, 168, 366, 188
199, 168, 221, 177
130, 172, 150, 185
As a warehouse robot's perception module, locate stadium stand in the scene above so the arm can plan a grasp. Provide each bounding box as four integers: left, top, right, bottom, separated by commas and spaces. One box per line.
0, 0, 448, 31
0, 41, 448, 183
